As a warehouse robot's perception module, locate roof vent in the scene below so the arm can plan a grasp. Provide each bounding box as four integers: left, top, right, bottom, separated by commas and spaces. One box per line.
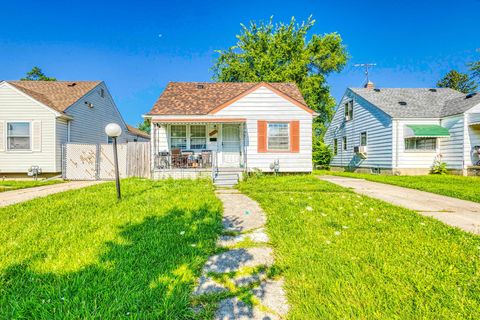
67, 82, 76, 87
398, 101, 407, 106
196, 84, 205, 89
429, 88, 437, 92
374, 88, 381, 92
466, 93, 477, 99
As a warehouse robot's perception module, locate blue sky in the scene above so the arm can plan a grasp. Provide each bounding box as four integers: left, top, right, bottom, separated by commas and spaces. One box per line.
1, 0, 479, 125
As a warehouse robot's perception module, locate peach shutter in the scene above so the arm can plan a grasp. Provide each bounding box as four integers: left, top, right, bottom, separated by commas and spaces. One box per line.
290, 120, 300, 153
257, 120, 267, 153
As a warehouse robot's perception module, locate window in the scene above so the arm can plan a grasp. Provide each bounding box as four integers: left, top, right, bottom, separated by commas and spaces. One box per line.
7, 122, 30, 150
100, 88, 105, 98
360, 132, 367, 146
107, 136, 114, 144
333, 138, 338, 155
344, 100, 353, 121
404, 138, 436, 151
170, 125, 187, 149
267, 122, 289, 151
343, 136, 347, 151
190, 125, 206, 150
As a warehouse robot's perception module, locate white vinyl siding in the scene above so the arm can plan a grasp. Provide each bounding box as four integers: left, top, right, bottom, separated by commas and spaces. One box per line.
65, 82, 129, 144
0, 83, 57, 172
56, 119, 69, 172
215, 86, 313, 172
325, 90, 393, 169
439, 115, 464, 169
392, 119, 440, 169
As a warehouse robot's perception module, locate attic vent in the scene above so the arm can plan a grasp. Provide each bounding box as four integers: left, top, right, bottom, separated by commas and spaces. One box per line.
466, 93, 477, 99
398, 101, 407, 106
374, 88, 381, 92
196, 84, 205, 89
429, 88, 437, 92
84, 101, 94, 108
67, 82, 77, 87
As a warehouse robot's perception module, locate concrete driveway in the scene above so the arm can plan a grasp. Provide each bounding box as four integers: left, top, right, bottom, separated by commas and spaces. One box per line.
318, 175, 480, 235
0, 181, 104, 208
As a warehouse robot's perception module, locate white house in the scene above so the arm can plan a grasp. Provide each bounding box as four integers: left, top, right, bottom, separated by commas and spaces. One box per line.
0, 80, 149, 177
324, 83, 480, 175
144, 82, 315, 184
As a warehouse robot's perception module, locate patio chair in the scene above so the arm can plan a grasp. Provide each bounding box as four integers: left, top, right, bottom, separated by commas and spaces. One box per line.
171, 148, 186, 168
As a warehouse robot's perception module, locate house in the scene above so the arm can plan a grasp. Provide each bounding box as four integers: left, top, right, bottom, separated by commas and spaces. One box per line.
0, 80, 149, 177
324, 83, 480, 175
144, 82, 315, 184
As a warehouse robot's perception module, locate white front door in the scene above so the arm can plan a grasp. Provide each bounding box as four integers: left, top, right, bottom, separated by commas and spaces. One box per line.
221, 124, 241, 166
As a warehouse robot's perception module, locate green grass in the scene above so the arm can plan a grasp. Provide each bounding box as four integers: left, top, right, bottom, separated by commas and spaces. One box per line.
315, 170, 480, 203
238, 175, 480, 319
0, 179, 63, 192
0, 178, 223, 319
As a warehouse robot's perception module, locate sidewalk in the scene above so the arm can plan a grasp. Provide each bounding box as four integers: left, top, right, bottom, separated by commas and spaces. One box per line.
318, 175, 480, 235
0, 181, 104, 208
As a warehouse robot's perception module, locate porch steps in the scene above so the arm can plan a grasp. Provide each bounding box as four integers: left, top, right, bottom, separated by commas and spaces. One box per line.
213, 169, 241, 188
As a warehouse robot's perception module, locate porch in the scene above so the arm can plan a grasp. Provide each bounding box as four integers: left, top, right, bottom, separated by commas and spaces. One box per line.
150, 118, 247, 184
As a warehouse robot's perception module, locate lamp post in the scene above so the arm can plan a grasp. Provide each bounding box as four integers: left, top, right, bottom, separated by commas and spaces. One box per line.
105, 123, 122, 200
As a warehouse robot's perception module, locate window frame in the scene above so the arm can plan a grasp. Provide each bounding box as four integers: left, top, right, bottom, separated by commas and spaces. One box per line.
344, 100, 353, 121
342, 136, 347, 151
189, 125, 207, 150
360, 132, 368, 146
267, 122, 290, 151
404, 137, 437, 152
6, 121, 31, 151
333, 138, 338, 155
170, 125, 188, 150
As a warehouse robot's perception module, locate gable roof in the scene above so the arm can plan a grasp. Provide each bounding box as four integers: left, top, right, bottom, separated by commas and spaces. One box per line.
147, 82, 311, 115
349, 88, 470, 118
4, 80, 101, 113
126, 125, 150, 138
442, 93, 480, 117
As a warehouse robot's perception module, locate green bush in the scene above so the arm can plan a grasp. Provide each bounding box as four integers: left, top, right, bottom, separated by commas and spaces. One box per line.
431, 159, 448, 174
312, 137, 332, 169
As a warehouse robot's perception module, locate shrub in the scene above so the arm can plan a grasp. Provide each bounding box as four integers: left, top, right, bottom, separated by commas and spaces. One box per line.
312, 137, 332, 169
431, 158, 448, 175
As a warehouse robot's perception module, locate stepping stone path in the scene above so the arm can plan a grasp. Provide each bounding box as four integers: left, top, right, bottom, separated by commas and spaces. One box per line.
193, 189, 289, 319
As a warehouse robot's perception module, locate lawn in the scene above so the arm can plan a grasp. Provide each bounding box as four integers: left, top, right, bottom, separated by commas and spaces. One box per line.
0, 178, 223, 319
0, 179, 63, 192
315, 170, 480, 203
238, 175, 480, 319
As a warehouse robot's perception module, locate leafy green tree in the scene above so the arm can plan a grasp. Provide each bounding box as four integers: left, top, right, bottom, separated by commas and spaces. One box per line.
213, 16, 348, 134
436, 70, 477, 94
469, 60, 480, 83
138, 119, 151, 135
21, 66, 56, 81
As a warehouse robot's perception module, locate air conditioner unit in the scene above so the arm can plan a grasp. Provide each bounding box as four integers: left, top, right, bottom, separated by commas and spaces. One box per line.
354, 146, 368, 158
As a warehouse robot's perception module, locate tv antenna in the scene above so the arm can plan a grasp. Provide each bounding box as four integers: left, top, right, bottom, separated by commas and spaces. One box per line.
354, 63, 376, 83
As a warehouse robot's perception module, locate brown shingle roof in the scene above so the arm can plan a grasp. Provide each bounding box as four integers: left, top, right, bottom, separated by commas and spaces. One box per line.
126, 125, 150, 138
147, 82, 309, 115
6, 80, 101, 113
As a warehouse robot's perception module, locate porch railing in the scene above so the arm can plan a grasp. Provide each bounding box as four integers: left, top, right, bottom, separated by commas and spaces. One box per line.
154, 151, 213, 170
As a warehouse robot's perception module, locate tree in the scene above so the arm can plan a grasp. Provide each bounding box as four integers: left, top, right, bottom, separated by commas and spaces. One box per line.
469, 60, 480, 83
21, 66, 56, 81
212, 16, 348, 134
436, 70, 477, 94
138, 119, 151, 135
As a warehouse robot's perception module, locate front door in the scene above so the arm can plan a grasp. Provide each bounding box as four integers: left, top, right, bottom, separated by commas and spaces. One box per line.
221, 124, 241, 166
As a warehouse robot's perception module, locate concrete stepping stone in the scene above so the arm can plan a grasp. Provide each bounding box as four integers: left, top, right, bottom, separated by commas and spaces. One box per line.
217, 228, 269, 247
203, 247, 273, 274
215, 297, 280, 320
217, 193, 266, 232
233, 271, 267, 288
193, 276, 228, 296
253, 279, 289, 317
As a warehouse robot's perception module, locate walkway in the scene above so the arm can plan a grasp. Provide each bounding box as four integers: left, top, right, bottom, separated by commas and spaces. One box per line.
319, 175, 480, 234
0, 181, 104, 208
193, 189, 289, 319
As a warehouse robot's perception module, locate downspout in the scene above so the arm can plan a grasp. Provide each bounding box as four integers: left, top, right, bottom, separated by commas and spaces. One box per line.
395, 120, 399, 172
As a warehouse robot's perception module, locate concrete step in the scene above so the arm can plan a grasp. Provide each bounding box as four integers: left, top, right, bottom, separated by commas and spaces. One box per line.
215, 174, 239, 181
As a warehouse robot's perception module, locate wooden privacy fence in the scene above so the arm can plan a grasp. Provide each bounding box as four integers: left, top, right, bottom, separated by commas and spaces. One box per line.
64, 142, 151, 180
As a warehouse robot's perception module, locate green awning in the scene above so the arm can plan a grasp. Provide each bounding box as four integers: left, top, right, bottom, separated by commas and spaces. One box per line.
404, 125, 450, 138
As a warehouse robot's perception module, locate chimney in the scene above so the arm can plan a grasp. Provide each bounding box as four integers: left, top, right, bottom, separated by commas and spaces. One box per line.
364, 80, 375, 89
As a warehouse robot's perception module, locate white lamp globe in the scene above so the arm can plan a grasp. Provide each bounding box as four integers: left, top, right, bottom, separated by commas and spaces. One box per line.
105, 123, 122, 137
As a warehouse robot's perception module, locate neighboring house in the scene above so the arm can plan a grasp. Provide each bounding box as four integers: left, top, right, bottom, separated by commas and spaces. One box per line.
144, 82, 315, 181
0, 80, 149, 176
324, 84, 480, 175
